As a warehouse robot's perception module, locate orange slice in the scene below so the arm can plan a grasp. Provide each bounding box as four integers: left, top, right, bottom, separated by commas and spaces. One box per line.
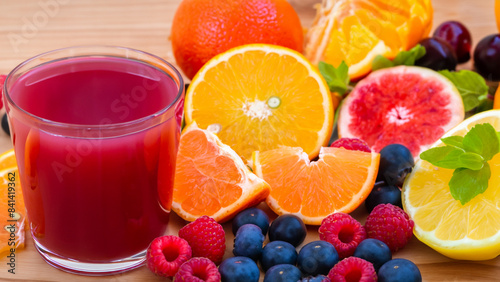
0, 149, 26, 256
0, 149, 17, 171
252, 146, 379, 225
172, 122, 270, 223
184, 44, 334, 164
305, 0, 433, 80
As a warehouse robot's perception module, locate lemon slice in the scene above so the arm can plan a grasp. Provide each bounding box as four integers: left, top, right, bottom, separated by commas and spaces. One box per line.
402, 110, 500, 260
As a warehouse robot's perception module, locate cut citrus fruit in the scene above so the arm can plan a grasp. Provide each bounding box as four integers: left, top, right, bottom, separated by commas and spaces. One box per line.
337, 66, 464, 159
184, 44, 334, 163
252, 146, 379, 225
0, 149, 26, 256
304, 0, 433, 80
172, 122, 270, 223
0, 149, 17, 171
402, 110, 500, 260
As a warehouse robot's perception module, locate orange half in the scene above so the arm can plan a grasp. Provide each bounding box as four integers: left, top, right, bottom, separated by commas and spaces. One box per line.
305, 0, 433, 80
184, 44, 334, 164
252, 146, 379, 225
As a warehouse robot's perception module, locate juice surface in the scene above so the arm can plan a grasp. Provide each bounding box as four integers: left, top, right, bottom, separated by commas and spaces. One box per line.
12, 56, 176, 124
7, 57, 181, 262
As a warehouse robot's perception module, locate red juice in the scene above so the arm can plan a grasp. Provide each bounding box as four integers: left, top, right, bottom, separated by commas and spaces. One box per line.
6, 56, 183, 262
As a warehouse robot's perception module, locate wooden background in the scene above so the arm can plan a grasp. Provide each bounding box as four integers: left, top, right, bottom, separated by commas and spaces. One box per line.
0, 0, 499, 281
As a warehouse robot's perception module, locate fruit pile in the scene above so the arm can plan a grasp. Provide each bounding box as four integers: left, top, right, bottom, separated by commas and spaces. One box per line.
3, 0, 500, 280
146, 204, 421, 282
157, 0, 500, 279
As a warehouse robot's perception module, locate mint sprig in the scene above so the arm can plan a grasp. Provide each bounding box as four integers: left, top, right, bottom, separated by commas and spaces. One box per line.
438, 70, 489, 112
372, 44, 426, 71
420, 123, 499, 205
318, 61, 350, 96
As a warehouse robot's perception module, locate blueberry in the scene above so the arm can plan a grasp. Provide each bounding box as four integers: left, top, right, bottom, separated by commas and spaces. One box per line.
353, 238, 392, 271
260, 240, 298, 272
269, 214, 307, 247
233, 224, 265, 260
378, 258, 422, 282
263, 264, 302, 282
219, 256, 260, 282
232, 207, 270, 236
297, 240, 339, 276
299, 275, 331, 282
365, 181, 402, 212
2, 114, 9, 136
376, 144, 414, 187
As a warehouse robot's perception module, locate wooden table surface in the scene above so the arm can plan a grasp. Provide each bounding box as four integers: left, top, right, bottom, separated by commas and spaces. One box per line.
0, 0, 499, 281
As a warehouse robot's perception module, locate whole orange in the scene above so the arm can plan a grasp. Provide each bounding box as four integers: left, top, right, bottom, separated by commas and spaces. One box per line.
170, 0, 304, 79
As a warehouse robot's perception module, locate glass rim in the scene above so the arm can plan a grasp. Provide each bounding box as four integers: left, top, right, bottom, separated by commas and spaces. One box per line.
3, 45, 185, 131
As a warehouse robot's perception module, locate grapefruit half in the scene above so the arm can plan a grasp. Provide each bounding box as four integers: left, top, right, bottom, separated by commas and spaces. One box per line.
337, 66, 464, 158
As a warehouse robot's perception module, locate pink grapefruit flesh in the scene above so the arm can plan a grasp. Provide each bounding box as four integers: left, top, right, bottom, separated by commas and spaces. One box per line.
337, 66, 464, 158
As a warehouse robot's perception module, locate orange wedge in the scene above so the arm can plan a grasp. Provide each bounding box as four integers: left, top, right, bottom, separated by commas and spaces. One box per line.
0, 149, 26, 255
305, 0, 433, 80
184, 44, 334, 164
172, 122, 270, 223
252, 146, 380, 225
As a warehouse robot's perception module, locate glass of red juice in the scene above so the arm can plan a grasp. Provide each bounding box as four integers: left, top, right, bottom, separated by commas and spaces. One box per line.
2, 46, 184, 275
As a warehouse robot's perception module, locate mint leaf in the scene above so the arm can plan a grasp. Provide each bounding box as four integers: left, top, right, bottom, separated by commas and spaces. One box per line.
392, 44, 426, 65
318, 61, 350, 96
438, 70, 489, 112
458, 152, 484, 170
440, 136, 465, 149
372, 56, 395, 71
462, 123, 499, 160
372, 44, 426, 71
420, 146, 465, 169
449, 163, 490, 205
420, 146, 483, 170
419, 123, 500, 205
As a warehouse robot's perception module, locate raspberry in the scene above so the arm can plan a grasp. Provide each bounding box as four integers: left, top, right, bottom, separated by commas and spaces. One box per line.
330, 138, 371, 152
146, 235, 192, 277
318, 213, 366, 259
364, 203, 414, 252
179, 215, 226, 264
328, 257, 377, 282
174, 257, 221, 282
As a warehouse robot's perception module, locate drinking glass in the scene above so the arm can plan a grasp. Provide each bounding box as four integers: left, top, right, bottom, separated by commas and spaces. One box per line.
3, 46, 184, 275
